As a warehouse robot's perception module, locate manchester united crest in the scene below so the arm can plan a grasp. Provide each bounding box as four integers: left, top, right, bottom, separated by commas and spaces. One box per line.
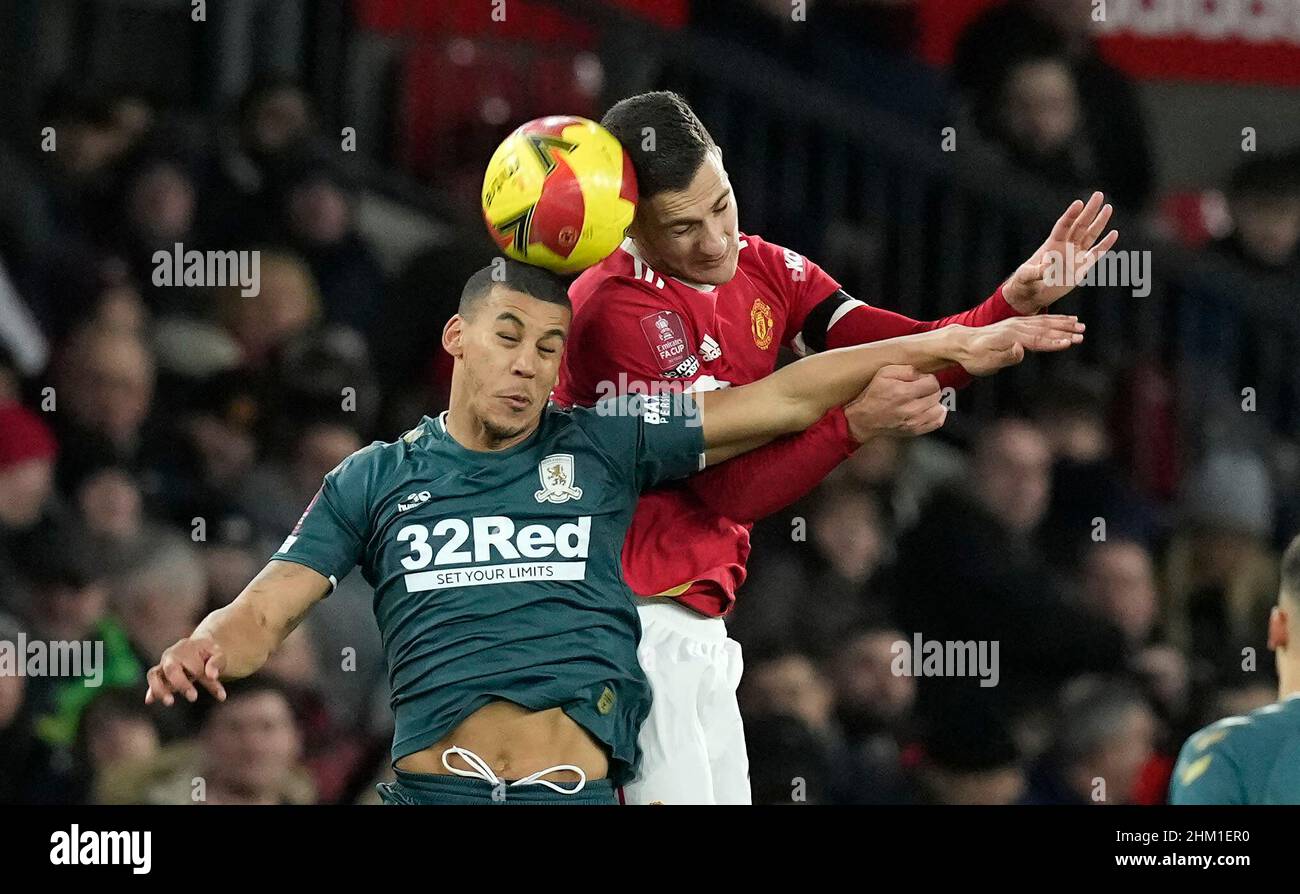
750, 298, 774, 350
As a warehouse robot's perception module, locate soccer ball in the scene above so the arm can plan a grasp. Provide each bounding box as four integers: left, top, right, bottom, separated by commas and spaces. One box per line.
481, 116, 638, 274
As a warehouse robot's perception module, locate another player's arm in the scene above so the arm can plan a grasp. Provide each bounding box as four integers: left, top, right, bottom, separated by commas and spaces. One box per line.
799, 194, 1117, 387
697, 317, 1083, 464
144, 560, 330, 705
145, 443, 379, 706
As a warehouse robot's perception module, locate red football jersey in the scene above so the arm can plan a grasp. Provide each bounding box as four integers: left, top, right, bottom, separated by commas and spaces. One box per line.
553, 234, 842, 616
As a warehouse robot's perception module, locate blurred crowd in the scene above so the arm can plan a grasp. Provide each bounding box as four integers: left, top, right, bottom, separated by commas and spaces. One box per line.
0, 76, 435, 805
1, 0, 1299, 805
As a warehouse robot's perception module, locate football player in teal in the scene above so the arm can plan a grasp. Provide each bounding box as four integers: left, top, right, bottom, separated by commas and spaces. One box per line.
1171, 534, 1300, 804
144, 259, 1083, 804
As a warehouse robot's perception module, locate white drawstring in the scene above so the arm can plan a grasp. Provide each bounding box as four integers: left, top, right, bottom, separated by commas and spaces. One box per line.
441, 745, 588, 795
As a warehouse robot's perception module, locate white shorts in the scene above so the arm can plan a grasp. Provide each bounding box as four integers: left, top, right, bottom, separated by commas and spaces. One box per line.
620, 599, 751, 805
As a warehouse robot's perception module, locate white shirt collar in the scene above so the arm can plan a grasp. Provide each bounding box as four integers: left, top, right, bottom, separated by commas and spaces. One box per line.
621, 238, 716, 293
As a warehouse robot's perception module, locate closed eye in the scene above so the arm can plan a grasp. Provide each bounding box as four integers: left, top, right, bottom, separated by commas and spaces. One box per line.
497, 333, 519, 344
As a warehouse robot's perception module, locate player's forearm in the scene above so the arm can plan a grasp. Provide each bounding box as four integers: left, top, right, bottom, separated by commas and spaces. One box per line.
188, 600, 274, 675
191, 563, 319, 678
699, 327, 962, 455
190, 599, 282, 680
689, 409, 856, 523
765, 327, 958, 432
822, 286, 1020, 391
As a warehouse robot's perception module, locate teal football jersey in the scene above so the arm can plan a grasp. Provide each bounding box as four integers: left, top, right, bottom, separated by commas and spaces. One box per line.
1170, 693, 1300, 804
271, 394, 705, 783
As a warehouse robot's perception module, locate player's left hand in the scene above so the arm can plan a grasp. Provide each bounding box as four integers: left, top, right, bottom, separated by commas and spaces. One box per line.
1002, 191, 1120, 315
844, 365, 946, 443
951, 314, 1086, 376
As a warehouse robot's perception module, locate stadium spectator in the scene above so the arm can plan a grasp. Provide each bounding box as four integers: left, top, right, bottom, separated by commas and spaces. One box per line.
75, 687, 162, 804
1079, 539, 1160, 649
984, 51, 1099, 195
1211, 151, 1300, 277
952, 0, 1154, 209
272, 150, 387, 339
0, 612, 80, 803
732, 486, 890, 658
828, 627, 916, 750
206, 76, 318, 244
198, 512, 265, 612
1164, 447, 1279, 673
51, 324, 157, 491
1034, 373, 1157, 570
913, 699, 1026, 805
1079, 539, 1193, 737
214, 250, 320, 369
18, 522, 143, 748
1022, 676, 1157, 804
132, 677, 314, 805
110, 148, 205, 312
0, 401, 59, 612
825, 628, 919, 804
236, 421, 363, 535
112, 535, 208, 675
743, 713, 836, 805
892, 418, 1129, 724
74, 464, 154, 571
231, 420, 389, 738
0, 401, 58, 533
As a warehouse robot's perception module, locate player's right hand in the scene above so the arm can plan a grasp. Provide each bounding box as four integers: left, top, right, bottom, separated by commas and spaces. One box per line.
845, 365, 946, 442
145, 636, 228, 706
951, 315, 1085, 376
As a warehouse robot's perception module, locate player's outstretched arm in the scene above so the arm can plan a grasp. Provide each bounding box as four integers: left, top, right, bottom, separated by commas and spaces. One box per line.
144, 559, 331, 706
696, 315, 1083, 463
1001, 191, 1120, 315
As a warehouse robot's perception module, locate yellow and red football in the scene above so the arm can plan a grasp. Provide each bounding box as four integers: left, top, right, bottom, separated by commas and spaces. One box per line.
482, 115, 638, 274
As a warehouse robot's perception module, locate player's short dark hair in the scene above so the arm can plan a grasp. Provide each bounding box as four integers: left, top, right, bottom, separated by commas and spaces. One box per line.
601, 91, 718, 200
1281, 534, 1300, 608
458, 259, 571, 318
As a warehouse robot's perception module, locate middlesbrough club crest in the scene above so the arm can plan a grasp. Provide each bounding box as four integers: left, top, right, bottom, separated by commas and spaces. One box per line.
535, 453, 583, 503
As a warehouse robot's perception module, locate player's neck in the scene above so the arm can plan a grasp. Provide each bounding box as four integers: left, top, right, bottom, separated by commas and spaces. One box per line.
1278, 659, 1300, 703
444, 401, 539, 453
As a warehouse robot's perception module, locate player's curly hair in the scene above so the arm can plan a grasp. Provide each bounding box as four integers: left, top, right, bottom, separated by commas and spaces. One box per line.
601, 91, 718, 200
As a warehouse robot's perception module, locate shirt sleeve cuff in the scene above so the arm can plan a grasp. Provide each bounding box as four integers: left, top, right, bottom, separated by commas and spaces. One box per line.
827, 405, 860, 455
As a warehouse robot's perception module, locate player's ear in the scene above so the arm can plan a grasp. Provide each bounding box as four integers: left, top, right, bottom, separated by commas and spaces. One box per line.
443, 314, 466, 359
1268, 606, 1288, 652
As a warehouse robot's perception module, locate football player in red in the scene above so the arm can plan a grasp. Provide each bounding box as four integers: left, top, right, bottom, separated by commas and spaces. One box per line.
552, 91, 1119, 804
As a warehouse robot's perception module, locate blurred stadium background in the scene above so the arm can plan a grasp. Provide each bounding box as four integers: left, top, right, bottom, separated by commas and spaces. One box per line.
1, 0, 1299, 805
